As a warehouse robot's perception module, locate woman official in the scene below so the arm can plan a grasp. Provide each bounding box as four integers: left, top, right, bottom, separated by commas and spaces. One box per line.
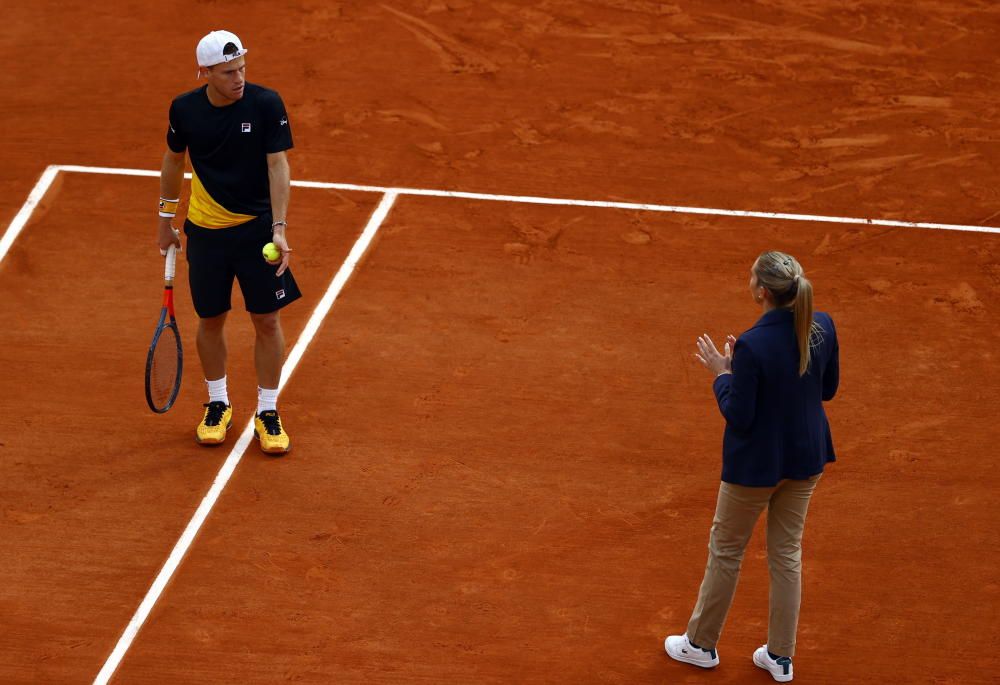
664, 251, 840, 683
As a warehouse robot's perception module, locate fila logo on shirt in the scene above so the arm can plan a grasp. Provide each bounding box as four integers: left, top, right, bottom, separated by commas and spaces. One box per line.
241, 122, 252, 133
280, 117, 288, 126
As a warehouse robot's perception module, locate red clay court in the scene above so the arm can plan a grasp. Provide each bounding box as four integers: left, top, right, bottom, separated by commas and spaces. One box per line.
1, 2, 998, 684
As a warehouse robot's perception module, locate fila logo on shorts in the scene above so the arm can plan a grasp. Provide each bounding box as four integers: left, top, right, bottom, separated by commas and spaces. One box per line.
241, 122, 252, 133
280, 117, 288, 126
276, 289, 286, 300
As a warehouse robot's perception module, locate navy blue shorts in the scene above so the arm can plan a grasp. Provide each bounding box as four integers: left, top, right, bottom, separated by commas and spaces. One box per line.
184, 214, 302, 319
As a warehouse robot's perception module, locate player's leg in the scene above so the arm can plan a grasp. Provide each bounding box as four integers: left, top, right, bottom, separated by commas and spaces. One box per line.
197, 311, 229, 381
248, 310, 289, 453
249, 309, 292, 455
193, 312, 233, 443
249, 310, 283, 390
185, 220, 236, 445
235, 215, 302, 455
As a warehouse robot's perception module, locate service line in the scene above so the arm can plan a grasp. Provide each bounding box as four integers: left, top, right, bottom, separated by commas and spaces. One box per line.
56, 163, 1000, 235
93, 191, 398, 685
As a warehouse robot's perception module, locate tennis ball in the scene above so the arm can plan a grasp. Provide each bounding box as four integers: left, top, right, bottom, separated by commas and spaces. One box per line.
262, 242, 281, 261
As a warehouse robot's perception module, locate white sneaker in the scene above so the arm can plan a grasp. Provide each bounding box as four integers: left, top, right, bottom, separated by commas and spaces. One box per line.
753, 645, 793, 682
664, 633, 719, 668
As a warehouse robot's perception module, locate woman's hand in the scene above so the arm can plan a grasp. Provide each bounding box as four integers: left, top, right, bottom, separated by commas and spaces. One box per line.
695, 334, 737, 376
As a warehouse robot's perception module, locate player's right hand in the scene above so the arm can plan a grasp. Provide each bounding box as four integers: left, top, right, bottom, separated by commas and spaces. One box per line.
157, 218, 182, 256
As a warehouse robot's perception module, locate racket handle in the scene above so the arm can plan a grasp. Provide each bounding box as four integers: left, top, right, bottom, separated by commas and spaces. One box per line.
164, 244, 177, 284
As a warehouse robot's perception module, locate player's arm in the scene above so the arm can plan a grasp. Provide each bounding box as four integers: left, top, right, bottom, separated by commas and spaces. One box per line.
157, 150, 185, 253
267, 150, 292, 277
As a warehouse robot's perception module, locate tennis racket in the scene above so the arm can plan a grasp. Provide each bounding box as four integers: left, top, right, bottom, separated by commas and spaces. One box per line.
144, 244, 183, 413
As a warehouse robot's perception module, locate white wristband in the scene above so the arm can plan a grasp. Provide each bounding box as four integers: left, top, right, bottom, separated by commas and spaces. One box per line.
159, 197, 180, 218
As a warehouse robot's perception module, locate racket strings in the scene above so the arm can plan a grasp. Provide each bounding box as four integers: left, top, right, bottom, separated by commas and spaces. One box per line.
149, 328, 181, 408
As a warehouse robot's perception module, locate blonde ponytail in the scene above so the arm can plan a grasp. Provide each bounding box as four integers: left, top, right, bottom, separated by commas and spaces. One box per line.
792, 274, 814, 376
753, 251, 820, 376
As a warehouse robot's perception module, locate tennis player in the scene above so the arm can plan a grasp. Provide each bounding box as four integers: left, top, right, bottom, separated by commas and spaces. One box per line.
664, 251, 840, 682
155, 30, 299, 455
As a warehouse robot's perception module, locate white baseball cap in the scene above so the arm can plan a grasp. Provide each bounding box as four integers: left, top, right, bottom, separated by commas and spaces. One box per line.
196, 30, 248, 68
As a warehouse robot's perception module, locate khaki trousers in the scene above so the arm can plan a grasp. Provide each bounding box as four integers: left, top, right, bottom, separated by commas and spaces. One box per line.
686, 475, 821, 657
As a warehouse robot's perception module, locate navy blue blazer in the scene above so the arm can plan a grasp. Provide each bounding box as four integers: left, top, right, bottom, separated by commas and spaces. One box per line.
712, 309, 839, 487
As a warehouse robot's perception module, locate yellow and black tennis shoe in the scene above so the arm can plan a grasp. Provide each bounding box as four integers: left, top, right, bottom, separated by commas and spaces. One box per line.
196, 401, 232, 445
254, 410, 291, 455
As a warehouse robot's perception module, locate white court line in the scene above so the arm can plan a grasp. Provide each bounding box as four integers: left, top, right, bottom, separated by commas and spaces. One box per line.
0, 165, 60, 267
93, 191, 398, 685
56, 163, 1000, 235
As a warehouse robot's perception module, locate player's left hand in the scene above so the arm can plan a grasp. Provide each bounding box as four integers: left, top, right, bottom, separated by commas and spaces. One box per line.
695, 333, 736, 376
270, 227, 292, 277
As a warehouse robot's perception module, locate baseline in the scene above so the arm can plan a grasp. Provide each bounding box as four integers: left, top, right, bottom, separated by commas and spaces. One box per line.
57, 163, 1000, 235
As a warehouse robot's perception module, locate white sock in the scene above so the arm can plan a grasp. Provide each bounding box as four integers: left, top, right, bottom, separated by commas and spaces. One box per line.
206, 376, 229, 405
257, 387, 278, 415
